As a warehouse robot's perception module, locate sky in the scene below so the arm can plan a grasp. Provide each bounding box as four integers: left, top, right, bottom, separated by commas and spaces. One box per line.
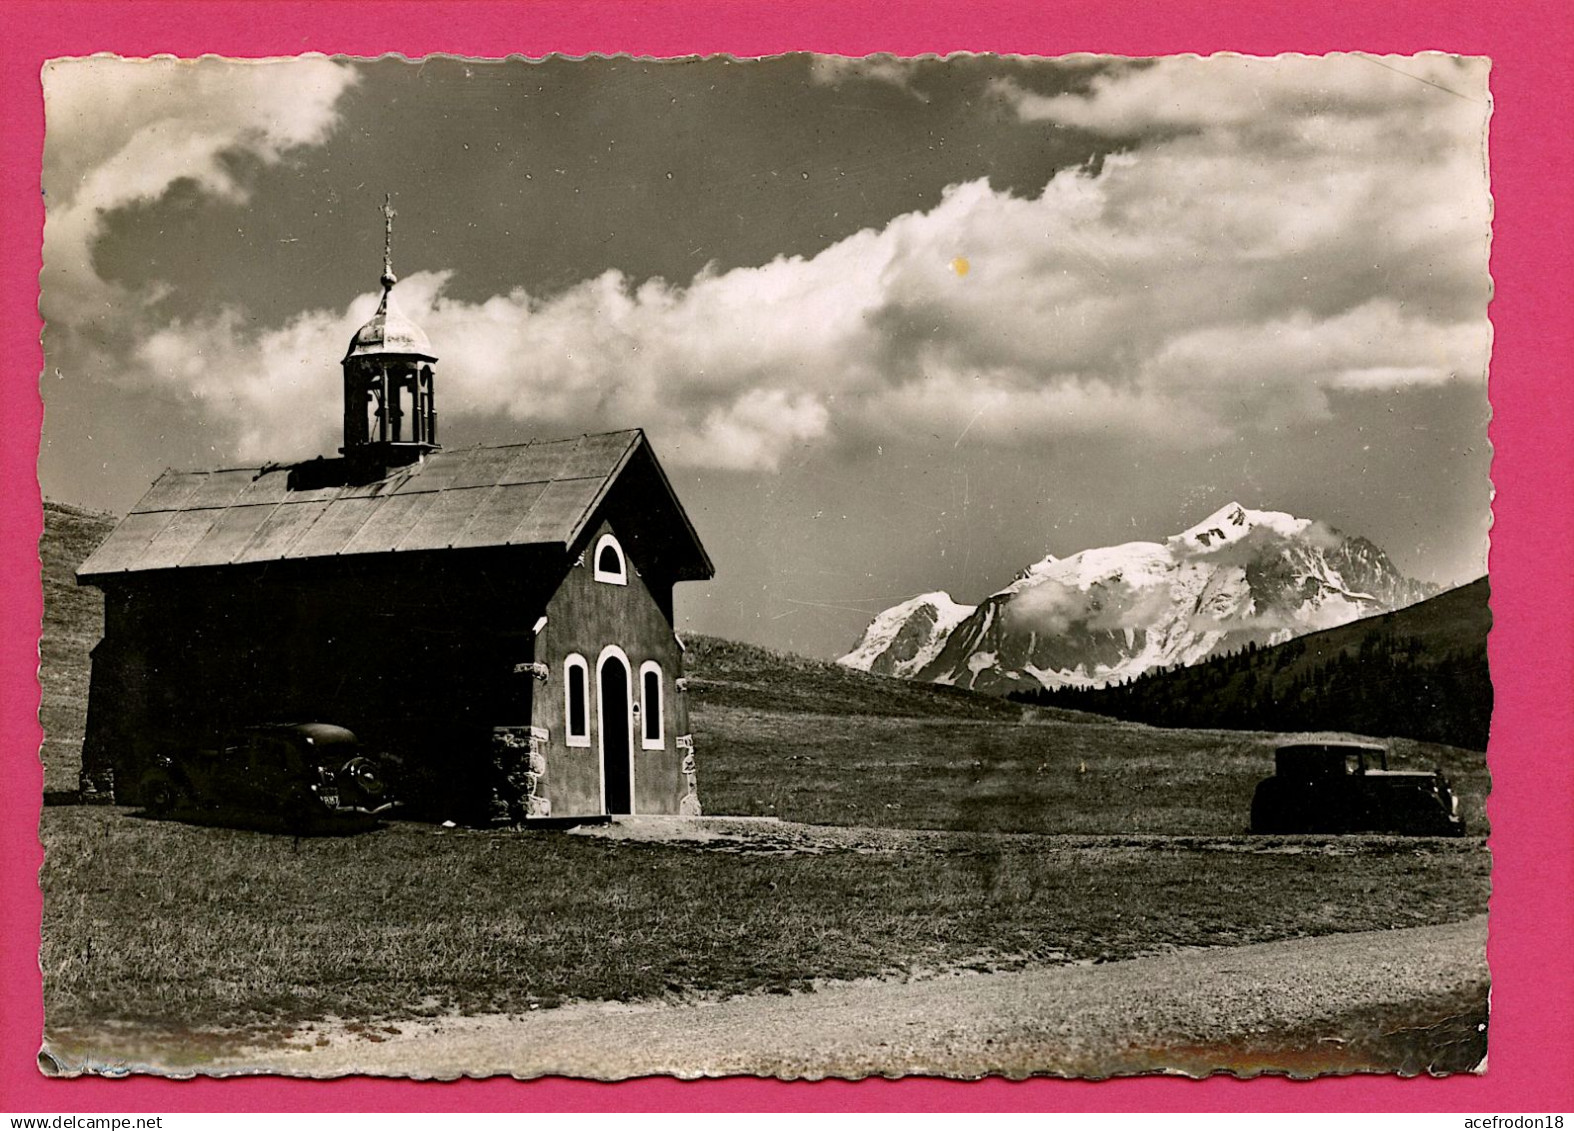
38, 52, 1493, 659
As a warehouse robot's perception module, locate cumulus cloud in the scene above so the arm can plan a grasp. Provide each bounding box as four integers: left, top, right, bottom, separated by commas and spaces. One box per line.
42, 55, 360, 324
1004, 575, 1177, 635
49, 53, 1491, 474
1137, 300, 1489, 426
131, 269, 840, 470
990, 52, 1485, 138
806, 54, 929, 100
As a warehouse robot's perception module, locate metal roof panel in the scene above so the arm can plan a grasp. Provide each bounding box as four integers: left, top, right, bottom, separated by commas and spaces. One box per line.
231, 500, 333, 564
283, 497, 380, 558
437, 446, 519, 492
340, 491, 438, 555
130, 472, 203, 515
388, 451, 470, 494
509, 477, 603, 545
339, 466, 417, 499
180, 469, 257, 510
138, 508, 222, 569
231, 467, 308, 507
394, 485, 498, 551
449, 483, 551, 549
177, 504, 278, 568
77, 510, 176, 575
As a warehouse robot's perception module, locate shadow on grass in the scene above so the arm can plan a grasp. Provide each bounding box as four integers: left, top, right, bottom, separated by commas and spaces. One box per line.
126, 806, 388, 838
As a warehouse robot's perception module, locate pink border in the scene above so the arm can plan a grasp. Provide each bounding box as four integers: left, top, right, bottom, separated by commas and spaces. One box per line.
3, 0, 1571, 1113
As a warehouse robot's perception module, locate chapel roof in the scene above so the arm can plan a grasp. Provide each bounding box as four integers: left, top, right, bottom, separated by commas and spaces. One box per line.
77, 429, 713, 583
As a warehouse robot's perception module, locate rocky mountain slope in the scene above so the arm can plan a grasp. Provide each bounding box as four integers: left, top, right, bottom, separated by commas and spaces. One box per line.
1019, 577, 1491, 750
835, 592, 977, 679
840, 503, 1436, 696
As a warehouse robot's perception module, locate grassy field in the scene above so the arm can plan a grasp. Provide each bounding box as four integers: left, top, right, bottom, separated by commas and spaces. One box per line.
42, 806, 1489, 1033
683, 636, 1491, 836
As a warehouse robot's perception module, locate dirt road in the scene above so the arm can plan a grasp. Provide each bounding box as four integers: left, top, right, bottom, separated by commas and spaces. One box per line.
49, 914, 1486, 1080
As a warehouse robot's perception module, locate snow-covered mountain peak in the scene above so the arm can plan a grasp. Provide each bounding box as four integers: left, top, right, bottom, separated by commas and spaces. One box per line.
841, 502, 1435, 696
1171, 502, 1310, 551
1005, 553, 1061, 588
837, 591, 976, 679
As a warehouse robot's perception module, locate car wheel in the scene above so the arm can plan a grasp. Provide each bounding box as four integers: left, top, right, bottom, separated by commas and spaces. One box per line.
140, 773, 181, 816
341, 756, 385, 798
1250, 780, 1286, 834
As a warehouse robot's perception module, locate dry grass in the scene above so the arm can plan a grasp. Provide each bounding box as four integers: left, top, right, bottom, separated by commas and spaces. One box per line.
42, 806, 1489, 1032
682, 630, 1488, 836
692, 704, 1490, 836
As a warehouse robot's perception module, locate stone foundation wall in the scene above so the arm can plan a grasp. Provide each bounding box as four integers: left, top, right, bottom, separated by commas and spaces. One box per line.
489, 725, 551, 823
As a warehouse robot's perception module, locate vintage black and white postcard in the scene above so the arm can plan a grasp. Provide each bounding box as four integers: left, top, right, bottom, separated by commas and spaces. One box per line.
36, 51, 1493, 1080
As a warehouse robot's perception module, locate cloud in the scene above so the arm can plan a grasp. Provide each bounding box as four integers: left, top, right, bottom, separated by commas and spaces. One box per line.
989, 52, 1486, 138
42, 55, 360, 325
130, 269, 839, 471
50, 54, 1491, 476
806, 54, 929, 101
1003, 578, 1086, 634
1137, 300, 1490, 425
1004, 575, 1177, 635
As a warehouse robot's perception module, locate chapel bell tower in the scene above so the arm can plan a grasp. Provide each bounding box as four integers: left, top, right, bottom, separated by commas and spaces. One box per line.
342, 195, 438, 472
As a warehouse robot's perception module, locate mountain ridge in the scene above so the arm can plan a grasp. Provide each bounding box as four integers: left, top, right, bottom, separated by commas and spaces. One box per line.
841, 503, 1439, 695
1011, 577, 1491, 751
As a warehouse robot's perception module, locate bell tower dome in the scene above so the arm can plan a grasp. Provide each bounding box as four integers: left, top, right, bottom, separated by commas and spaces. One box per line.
342, 194, 438, 472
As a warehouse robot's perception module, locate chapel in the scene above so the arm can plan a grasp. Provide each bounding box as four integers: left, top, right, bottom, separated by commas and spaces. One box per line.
77, 203, 713, 822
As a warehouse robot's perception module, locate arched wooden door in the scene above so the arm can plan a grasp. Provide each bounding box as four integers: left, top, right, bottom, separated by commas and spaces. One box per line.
598, 651, 633, 814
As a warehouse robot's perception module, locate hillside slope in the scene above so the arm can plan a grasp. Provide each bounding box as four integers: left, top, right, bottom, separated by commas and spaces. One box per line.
683, 634, 1082, 722
39, 501, 114, 794
1015, 579, 1491, 750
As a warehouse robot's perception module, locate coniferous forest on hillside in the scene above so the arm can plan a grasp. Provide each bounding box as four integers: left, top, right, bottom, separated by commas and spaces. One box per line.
1011, 579, 1492, 751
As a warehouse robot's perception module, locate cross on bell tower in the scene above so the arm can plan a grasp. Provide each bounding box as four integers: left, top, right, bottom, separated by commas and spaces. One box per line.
381, 193, 397, 285
341, 193, 439, 474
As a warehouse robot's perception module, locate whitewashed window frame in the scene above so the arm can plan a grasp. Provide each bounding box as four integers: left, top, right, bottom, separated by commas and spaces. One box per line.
593, 533, 628, 586
564, 653, 591, 747
639, 660, 665, 750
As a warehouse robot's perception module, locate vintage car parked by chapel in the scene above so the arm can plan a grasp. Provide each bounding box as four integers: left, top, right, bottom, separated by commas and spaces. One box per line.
139, 722, 396, 831
76, 218, 713, 825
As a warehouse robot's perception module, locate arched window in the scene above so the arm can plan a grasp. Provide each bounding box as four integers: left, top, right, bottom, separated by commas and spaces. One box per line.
639, 661, 664, 749
564, 654, 590, 746
593, 532, 628, 585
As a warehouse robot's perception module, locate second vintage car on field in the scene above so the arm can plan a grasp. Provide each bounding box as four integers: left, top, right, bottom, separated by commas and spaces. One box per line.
1250, 739, 1466, 837
138, 722, 397, 831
